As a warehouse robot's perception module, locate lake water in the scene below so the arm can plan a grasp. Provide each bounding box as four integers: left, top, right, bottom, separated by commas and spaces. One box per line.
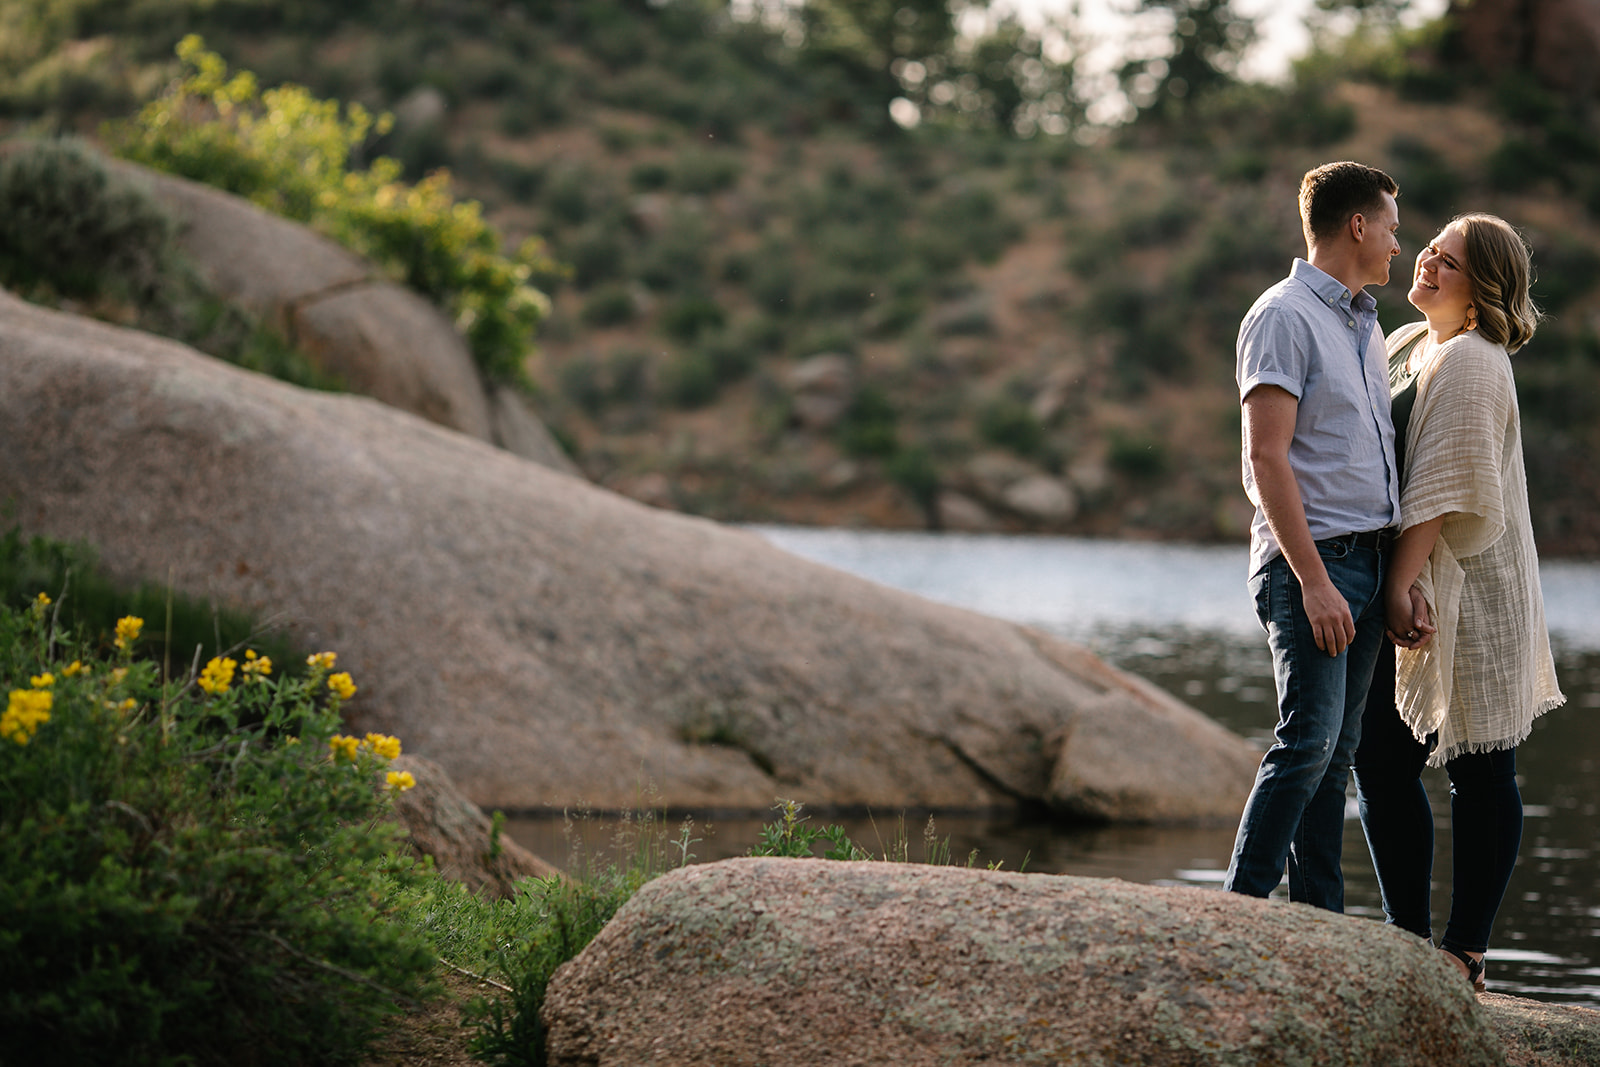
506, 526, 1600, 1006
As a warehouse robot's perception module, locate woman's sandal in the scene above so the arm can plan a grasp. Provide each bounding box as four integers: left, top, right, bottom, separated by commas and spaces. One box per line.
1442, 947, 1487, 993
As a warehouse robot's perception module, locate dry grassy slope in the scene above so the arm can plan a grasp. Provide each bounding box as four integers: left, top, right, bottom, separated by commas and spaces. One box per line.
172, 20, 1600, 553
455, 70, 1600, 552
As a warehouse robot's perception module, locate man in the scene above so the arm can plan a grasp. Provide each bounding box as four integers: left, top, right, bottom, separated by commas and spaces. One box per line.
1224, 161, 1402, 911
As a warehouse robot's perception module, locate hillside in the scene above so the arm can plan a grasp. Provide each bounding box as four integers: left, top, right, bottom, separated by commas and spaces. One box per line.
4, 0, 1598, 555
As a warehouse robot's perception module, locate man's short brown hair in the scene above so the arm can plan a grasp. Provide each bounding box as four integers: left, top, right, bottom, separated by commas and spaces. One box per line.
1299, 162, 1399, 247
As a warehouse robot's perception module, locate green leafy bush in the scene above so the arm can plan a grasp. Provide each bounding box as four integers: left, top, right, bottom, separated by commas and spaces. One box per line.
0, 137, 172, 303
978, 397, 1045, 458
0, 589, 435, 1066
108, 36, 554, 388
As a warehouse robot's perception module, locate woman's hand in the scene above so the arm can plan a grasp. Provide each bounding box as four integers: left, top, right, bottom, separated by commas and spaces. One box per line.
1386, 584, 1436, 649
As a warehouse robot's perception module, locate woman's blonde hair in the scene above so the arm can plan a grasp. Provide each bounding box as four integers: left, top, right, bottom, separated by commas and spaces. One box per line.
1452, 213, 1542, 353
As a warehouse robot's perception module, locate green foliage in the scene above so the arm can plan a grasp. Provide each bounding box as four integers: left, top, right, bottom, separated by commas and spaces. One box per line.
662, 350, 721, 409
749, 798, 871, 861
459, 806, 704, 1067
978, 397, 1046, 458
0, 528, 298, 678
837, 385, 901, 458
0, 137, 172, 303
464, 875, 634, 1067
1108, 430, 1170, 479
887, 446, 941, 522
580, 283, 638, 327
1121, 0, 1257, 118
0, 586, 434, 1067
108, 36, 554, 388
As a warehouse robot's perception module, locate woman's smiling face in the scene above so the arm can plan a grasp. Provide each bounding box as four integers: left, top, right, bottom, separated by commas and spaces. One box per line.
1408, 226, 1474, 329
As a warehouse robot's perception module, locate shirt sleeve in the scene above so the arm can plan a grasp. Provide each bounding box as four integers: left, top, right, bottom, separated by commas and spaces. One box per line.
1238, 302, 1309, 402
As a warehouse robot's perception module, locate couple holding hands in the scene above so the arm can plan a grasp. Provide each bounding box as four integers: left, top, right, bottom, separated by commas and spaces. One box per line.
1223, 161, 1566, 992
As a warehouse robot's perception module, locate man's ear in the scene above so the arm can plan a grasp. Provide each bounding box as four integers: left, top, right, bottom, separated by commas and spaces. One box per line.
1348, 212, 1366, 242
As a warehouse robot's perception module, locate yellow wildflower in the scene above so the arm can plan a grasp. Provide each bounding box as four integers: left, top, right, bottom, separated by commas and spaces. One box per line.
363, 732, 401, 760
328, 672, 357, 701
31, 592, 51, 616
241, 650, 273, 681
2, 688, 52, 744
107, 667, 128, 687
306, 651, 337, 672
30, 673, 54, 689
114, 616, 144, 650
197, 656, 237, 695
328, 734, 360, 762
62, 661, 85, 677
385, 770, 416, 792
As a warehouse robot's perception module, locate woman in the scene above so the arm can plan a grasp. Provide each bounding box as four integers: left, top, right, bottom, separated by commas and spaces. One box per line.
1353, 213, 1565, 992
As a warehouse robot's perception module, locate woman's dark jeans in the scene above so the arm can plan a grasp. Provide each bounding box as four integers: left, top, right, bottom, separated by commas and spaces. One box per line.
1354, 641, 1523, 954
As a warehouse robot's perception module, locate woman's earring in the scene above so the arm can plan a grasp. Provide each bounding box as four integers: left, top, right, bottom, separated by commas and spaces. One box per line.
1465, 305, 1477, 331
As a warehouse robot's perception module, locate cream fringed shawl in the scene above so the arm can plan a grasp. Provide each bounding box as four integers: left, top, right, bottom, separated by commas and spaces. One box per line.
1387, 324, 1564, 765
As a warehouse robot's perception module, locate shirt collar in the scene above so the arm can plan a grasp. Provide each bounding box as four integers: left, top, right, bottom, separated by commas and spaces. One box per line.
1291, 258, 1378, 315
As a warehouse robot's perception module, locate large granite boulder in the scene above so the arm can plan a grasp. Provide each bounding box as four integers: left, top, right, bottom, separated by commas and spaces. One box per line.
106, 156, 579, 477
542, 857, 1502, 1066
388, 754, 559, 898
0, 291, 1256, 819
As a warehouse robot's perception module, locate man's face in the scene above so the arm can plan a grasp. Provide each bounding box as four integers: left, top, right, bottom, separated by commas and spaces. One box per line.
1356, 192, 1401, 289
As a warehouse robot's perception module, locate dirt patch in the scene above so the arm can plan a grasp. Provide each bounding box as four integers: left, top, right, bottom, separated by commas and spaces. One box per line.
362, 969, 505, 1067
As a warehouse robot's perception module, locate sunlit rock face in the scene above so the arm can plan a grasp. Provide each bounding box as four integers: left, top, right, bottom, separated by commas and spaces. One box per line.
0, 290, 1255, 820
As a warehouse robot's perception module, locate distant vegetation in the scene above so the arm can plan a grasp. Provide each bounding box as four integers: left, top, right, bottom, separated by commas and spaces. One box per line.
3, 0, 1598, 552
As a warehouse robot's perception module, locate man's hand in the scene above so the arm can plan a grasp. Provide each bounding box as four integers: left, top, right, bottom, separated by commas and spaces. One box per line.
1302, 572, 1355, 657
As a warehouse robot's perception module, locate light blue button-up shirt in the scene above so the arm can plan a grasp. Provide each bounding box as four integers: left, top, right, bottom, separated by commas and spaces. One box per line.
1237, 258, 1401, 576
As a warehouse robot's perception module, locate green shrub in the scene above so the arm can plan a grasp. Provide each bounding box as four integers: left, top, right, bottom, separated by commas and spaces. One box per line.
579, 283, 637, 327
0, 137, 172, 303
887, 446, 941, 521
661, 293, 726, 341
672, 148, 743, 195
978, 397, 1045, 458
837, 386, 900, 458
108, 36, 554, 388
629, 159, 672, 191
1108, 429, 1169, 479
662, 349, 720, 408
0, 588, 435, 1066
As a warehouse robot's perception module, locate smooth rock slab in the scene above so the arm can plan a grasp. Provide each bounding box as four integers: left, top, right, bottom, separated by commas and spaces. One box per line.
544, 858, 1503, 1067
0, 291, 1255, 819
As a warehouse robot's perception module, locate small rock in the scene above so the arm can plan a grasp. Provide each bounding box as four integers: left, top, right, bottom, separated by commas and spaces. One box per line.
1001, 474, 1077, 524
935, 490, 996, 532
394, 86, 448, 130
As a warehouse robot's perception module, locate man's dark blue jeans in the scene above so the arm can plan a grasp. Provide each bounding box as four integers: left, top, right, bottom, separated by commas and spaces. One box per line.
1224, 536, 1388, 911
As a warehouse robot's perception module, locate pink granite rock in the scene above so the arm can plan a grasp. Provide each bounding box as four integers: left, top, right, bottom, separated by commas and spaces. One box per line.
543, 857, 1503, 1066
0, 291, 1255, 820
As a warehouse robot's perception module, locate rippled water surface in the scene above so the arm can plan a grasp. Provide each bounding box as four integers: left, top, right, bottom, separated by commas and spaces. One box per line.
507, 527, 1600, 1006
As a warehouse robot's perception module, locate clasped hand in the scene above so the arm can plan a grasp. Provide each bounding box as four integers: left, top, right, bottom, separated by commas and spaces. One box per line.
1386, 584, 1436, 650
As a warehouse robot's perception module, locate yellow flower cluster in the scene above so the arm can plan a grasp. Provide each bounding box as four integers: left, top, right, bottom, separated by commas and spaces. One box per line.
306, 651, 337, 672
327, 732, 403, 764
114, 616, 144, 650
30, 673, 54, 689
31, 592, 51, 617
198, 656, 237, 695
62, 661, 85, 678
327, 672, 357, 701
328, 734, 361, 762
240, 649, 273, 682
3, 688, 52, 745
385, 770, 416, 793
